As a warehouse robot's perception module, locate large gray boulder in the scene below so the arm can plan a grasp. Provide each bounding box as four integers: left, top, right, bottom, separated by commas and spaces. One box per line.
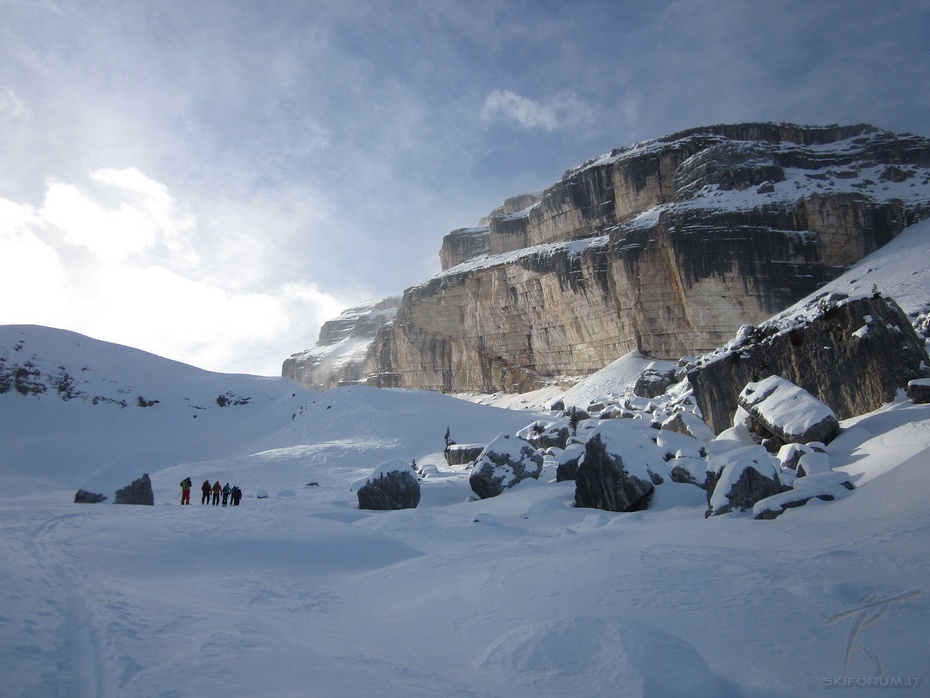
357, 460, 421, 510
574, 422, 664, 512
738, 375, 840, 450
689, 295, 930, 434
706, 446, 783, 516
114, 473, 154, 506
469, 434, 543, 499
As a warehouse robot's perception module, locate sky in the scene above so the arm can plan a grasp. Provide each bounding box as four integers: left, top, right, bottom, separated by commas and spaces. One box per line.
1, 0, 928, 376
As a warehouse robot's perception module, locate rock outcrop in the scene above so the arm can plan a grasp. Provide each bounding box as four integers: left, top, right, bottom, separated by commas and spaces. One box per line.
283, 297, 400, 390
114, 474, 154, 506
688, 294, 930, 434
287, 123, 930, 394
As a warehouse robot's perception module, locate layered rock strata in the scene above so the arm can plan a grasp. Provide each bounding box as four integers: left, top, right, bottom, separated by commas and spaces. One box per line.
282, 297, 400, 390
291, 123, 930, 394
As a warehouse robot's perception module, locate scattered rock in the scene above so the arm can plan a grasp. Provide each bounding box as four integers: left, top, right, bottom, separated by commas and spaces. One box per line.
634, 366, 676, 398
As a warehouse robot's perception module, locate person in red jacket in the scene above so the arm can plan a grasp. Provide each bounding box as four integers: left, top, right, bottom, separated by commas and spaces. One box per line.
212, 480, 221, 506
201, 479, 211, 505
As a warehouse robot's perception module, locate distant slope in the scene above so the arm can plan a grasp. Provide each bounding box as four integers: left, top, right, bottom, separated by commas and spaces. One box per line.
0, 325, 542, 496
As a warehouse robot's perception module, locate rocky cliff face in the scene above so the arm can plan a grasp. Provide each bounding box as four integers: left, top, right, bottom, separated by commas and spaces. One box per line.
687, 293, 930, 434
289, 123, 930, 394
282, 297, 400, 390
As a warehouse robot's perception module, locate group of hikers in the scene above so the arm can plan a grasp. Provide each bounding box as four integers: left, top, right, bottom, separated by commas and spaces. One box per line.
178, 477, 243, 506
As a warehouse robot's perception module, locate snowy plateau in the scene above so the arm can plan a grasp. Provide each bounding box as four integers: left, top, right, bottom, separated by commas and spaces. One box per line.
2, 234, 930, 695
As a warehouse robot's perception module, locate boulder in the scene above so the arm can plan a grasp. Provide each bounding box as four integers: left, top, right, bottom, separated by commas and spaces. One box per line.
114, 473, 154, 506
633, 366, 676, 398
554, 443, 586, 482
518, 420, 570, 450
689, 295, 930, 434
738, 375, 840, 450
469, 434, 544, 499
706, 446, 783, 516
74, 489, 107, 504
908, 378, 930, 404
574, 422, 664, 512
357, 460, 421, 510
753, 471, 855, 519
444, 443, 485, 466
669, 456, 707, 489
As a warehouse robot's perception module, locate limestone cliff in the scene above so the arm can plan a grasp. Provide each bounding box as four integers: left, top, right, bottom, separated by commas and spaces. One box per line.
289, 123, 930, 394
282, 297, 400, 390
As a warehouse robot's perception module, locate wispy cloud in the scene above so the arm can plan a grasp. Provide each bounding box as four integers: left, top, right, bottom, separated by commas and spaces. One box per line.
480, 90, 597, 133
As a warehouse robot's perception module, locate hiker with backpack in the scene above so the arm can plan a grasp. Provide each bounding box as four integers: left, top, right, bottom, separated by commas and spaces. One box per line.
179, 477, 192, 505
212, 480, 221, 505
201, 479, 211, 505
222, 483, 231, 507
231, 486, 242, 506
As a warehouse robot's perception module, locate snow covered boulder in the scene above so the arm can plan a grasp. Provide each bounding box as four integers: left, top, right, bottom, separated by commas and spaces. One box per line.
633, 365, 676, 398
444, 443, 485, 466
753, 471, 855, 519
907, 377, 930, 404
469, 434, 544, 499
738, 375, 840, 450
554, 443, 586, 482
357, 460, 421, 510
706, 446, 783, 517
574, 422, 664, 513
669, 455, 707, 489
518, 420, 570, 450
114, 473, 154, 506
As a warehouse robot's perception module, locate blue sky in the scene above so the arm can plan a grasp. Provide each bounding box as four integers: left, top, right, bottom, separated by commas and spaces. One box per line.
1, 0, 928, 375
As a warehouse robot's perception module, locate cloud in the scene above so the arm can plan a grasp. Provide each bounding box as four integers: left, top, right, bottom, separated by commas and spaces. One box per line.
481, 90, 559, 131
480, 90, 597, 133
0, 170, 350, 375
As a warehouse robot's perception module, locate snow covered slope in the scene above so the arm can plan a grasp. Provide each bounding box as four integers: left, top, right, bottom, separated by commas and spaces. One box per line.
1, 216, 930, 696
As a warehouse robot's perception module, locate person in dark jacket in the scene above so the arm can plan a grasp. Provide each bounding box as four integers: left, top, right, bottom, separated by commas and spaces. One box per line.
201, 479, 211, 505
231, 486, 242, 506
212, 480, 221, 506
222, 483, 230, 507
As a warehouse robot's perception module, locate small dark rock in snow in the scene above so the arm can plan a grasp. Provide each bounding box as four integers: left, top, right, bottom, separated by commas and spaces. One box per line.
444, 443, 485, 466
907, 378, 930, 404
114, 473, 154, 506
74, 489, 107, 504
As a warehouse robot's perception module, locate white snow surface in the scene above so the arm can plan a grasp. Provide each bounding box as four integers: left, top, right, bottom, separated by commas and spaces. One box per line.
3, 209, 930, 696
